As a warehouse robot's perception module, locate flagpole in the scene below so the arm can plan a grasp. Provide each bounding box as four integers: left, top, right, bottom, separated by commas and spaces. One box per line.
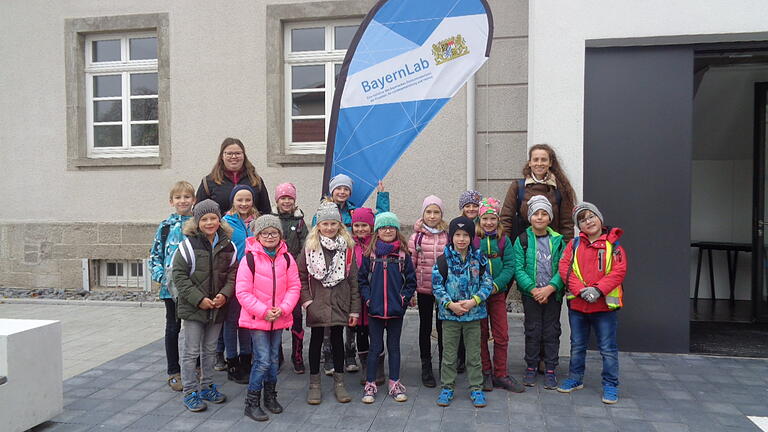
466, 74, 476, 191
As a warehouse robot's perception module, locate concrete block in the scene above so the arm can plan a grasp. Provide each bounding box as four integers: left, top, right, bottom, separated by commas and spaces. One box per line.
61, 224, 97, 245
0, 319, 63, 432
477, 86, 528, 133
23, 223, 63, 243
59, 260, 85, 290
121, 224, 155, 245
477, 38, 528, 85
0, 272, 31, 288
487, 0, 528, 38
0, 226, 8, 259
97, 224, 122, 244
33, 273, 60, 289
475, 133, 528, 180
12, 257, 59, 274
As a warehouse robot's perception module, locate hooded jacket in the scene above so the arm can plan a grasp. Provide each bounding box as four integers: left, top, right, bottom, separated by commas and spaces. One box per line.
236, 238, 301, 331
407, 219, 448, 295
150, 213, 191, 299
558, 227, 627, 313
276, 207, 308, 259
357, 248, 417, 319
431, 245, 493, 322
513, 226, 566, 301
222, 213, 252, 261
298, 246, 361, 327
473, 232, 515, 294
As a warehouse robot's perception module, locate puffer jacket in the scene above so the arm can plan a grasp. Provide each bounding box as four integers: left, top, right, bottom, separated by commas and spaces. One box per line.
358, 249, 417, 319
473, 233, 515, 294
236, 238, 301, 331
298, 245, 361, 327
222, 213, 252, 261
558, 227, 627, 314
500, 176, 575, 241
149, 213, 191, 299
276, 208, 308, 259
432, 245, 493, 322
407, 219, 448, 295
172, 228, 238, 324
513, 226, 566, 301
311, 191, 390, 229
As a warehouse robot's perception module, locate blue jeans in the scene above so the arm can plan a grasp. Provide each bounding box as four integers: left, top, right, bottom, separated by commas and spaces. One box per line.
568, 309, 619, 387
248, 329, 282, 391
223, 298, 251, 358
367, 317, 403, 382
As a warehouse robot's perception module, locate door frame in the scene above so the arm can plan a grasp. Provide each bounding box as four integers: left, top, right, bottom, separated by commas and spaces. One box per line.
753, 82, 768, 322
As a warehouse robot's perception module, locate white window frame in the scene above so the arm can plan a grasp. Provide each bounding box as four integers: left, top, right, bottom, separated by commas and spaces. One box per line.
85, 32, 159, 158
98, 259, 148, 289
284, 19, 359, 154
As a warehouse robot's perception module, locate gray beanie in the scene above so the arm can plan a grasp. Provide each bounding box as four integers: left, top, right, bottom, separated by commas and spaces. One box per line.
527, 195, 553, 222
329, 174, 353, 194
315, 201, 341, 224
572, 202, 604, 227
193, 199, 221, 223
249, 214, 283, 237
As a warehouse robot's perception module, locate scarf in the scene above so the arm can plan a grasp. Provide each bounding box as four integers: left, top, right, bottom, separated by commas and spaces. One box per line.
305, 235, 348, 287
424, 225, 442, 234
374, 239, 400, 257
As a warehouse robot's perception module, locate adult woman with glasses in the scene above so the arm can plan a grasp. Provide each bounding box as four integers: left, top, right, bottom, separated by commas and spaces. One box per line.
196, 137, 272, 215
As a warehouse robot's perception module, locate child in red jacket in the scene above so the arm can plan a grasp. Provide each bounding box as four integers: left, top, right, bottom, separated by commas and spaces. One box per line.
556, 202, 627, 405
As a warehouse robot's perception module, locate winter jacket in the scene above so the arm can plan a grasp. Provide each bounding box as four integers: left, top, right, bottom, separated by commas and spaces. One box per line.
358, 250, 417, 319
500, 176, 575, 241
513, 226, 566, 301
353, 236, 372, 326
298, 246, 361, 327
236, 238, 301, 331
172, 228, 238, 324
473, 233, 515, 294
558, 227, 627, 314
196, 172, 271, 215
150, 213, 191, 299
432, 245, 493, 322
407, 219, 448, 295
276, 208, 308, 259
311, 191, 390, 229
222, 213, 252, 261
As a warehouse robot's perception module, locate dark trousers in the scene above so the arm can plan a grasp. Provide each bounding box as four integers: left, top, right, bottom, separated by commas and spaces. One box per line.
417, 293, 443, 361
355, 325, 370, 354
367, 317, 403, 382
309, 326, 344, 375
522, 295, 562, 369
163, 299, 181, 375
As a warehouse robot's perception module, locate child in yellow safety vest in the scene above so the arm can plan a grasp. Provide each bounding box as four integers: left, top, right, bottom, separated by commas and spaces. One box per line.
556, 202, 627, 405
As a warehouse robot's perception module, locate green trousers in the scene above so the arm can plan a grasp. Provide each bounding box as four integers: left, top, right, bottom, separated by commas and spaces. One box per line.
441, 319, 482, 391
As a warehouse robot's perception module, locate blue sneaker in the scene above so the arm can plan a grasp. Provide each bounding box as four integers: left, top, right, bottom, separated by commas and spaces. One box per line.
436, 388, 454, 407
183, 391, 207, 412
470, 390, 486, 408
557, 378, 584, 393
602, 385, 619, 404
200, 384, 227, 404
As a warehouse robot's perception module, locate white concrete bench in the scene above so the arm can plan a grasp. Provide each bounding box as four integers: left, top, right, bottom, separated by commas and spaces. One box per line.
0, 319, 63, 432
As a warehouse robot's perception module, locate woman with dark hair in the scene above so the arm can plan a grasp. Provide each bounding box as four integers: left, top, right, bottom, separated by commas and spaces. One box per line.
500, 144, 577, 241
196, 137, 272, 215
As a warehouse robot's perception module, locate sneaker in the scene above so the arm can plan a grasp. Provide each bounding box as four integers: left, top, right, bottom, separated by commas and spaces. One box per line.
199, 384, 226, 404
470, 390, 487, 408
183, 391, 207, 412
523, 367, 537, 387
482, 373, 493, 392
436, 388, 454, 407
557, 378, 584, 393
167, 373, 182, 392
388, 379, 407, 402
345, 355, 359, 373
543, 370, 558, 390
362, 382, 377, 404
492, 375, 526, 393
214, 352, 227, 371
602, 385, 619, 404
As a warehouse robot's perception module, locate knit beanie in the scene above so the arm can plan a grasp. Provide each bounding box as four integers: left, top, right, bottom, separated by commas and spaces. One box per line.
421, 195, 444, 216
249, 214, 283, 236
458, 190, 483, 210
315, 201, 341, 224
479, 197, 501, 217
329, 174, 353, 194
351, 207, 375, 227
274, 182, 297, 201
527, 195, 553, 222
374, 212, 400, 232
448, 216, 476, 246
229, 185, 256, 206
193, 199, 221, 223
573, 202, 604, 227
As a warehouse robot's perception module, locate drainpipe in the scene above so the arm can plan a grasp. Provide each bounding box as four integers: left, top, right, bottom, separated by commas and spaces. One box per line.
466, 74, 476, 191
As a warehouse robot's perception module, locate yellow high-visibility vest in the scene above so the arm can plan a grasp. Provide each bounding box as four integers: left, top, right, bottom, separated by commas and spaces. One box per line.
566, 239, 623, 310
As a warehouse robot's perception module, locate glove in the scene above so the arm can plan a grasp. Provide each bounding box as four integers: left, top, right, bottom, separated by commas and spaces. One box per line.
580, 286, 601, 303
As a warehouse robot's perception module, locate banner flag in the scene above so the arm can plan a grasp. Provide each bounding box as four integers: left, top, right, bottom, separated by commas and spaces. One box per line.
322, 0, 494, 205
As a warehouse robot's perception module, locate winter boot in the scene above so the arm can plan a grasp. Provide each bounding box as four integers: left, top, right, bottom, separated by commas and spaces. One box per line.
292, 331, 305, 374
214, 352, 227, 371
244, 390, 268, 422
421, 358, 436, 388
236, 354, 251, 384
333, 372, 352, 403
375, 353, 386, 385
344, 327, 359, 372
358, 352, 369, 385
307, 374, 322, 405
227, 357, 246, 384
263, 381, 284, 414
322, 337, 334, 376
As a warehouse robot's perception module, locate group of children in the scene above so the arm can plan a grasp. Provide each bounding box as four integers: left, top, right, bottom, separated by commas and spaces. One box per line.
149, 173, 627, 420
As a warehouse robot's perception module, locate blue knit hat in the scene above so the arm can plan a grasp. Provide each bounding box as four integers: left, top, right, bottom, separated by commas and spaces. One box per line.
374, 212, 400, 232
229, 184, 256, 207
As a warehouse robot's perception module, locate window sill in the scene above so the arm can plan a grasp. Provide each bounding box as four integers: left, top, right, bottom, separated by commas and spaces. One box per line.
71, 156, 162, 168
269, 153, 325, 166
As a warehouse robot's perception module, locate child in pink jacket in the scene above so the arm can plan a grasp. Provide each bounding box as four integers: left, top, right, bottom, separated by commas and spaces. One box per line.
236, 214, 300, 422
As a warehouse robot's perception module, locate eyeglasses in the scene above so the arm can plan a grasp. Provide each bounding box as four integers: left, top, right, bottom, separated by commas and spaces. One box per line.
259, 231, 280, 238
223, 151, 243, 158
578, 215, 597, 225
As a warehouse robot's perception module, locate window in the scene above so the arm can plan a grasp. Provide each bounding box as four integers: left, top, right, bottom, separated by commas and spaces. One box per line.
98, 259, 148, 289
85, 33, 158, 157
283, 20, 360, 154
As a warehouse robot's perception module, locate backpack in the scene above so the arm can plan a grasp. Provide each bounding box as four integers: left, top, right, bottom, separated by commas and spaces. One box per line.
471, 235, 507, 258
435, 254, 487, 284
175, 238, 238, 299
245, 250, 291, 276
367, 250, 407, 286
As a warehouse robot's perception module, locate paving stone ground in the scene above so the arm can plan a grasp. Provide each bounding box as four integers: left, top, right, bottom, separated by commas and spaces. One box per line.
8, 303, 768, 432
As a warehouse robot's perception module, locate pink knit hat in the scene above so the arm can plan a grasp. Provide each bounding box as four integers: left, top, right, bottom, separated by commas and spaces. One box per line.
275, 182, 297, 201
421, 195, 444, 216
351, 207, 375, 227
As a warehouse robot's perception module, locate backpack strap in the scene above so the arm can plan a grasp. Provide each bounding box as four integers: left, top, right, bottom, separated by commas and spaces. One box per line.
160, 224, 171, 252
284, 252, 291, 270
177, 239, 196, 275
202, 176, 211, 196
497, 235, 507, 257
246, 251, 255, 275
437, 255, 448, 283
515, 178, 526, 214
345, 247, 353, 276
564, 238, 580, 297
